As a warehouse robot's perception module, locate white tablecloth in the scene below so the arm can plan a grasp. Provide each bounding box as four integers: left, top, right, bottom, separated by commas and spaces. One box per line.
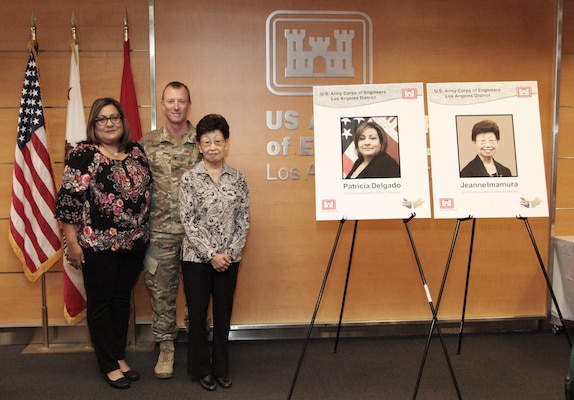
551, 236, 574, 323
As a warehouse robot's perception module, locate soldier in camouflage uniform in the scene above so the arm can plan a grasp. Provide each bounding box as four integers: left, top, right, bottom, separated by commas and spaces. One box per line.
139, 81, 201, 379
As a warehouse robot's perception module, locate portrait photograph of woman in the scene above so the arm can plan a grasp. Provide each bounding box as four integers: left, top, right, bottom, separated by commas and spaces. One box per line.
341, 116, 401, 179
456, 114, 518, 178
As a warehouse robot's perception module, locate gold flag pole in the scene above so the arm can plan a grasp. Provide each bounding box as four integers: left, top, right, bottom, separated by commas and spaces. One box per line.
65, 10, 78, 157
71, 10, 78, 48
124, 8, 129, 42
123, 8, 138, 348
28, 10, 37, 54
70, 12, 91, 350
30, 10, 36, 41
29, 10, 50, 350
71, 10, 76, 40
64, 10, 78, 156
69, 11, 92, 350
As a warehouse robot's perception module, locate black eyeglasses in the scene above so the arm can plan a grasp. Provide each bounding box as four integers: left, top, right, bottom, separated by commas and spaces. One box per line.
95, 115, 122, 126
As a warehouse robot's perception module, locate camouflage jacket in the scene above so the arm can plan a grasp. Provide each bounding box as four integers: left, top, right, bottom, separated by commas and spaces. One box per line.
139, 122, 201, 234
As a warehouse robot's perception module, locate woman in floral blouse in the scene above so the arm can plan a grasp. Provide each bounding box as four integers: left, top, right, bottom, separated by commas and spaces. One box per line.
55, 98, 152, 390
180, 114, 249, 391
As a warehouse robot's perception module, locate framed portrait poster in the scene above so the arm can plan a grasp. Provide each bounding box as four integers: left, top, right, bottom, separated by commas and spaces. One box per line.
427, 81, 548, 219
313, 83, 430, 221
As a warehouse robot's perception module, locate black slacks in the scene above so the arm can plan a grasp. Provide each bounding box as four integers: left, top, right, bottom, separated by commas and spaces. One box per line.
82, 248, 144, 374
181, 261, 239, 378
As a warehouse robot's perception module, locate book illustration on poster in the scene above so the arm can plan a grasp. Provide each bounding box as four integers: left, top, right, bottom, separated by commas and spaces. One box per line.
313, 83, 430, 221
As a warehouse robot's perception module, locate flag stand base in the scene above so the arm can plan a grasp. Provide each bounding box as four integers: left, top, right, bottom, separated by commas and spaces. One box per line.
21, 343, 93, 354
21, 341, 154, 355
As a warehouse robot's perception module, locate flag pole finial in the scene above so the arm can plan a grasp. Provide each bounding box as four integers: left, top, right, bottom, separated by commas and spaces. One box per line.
30, 10, 36, 41
123, 9, 129, 42
71, 11, 77, 43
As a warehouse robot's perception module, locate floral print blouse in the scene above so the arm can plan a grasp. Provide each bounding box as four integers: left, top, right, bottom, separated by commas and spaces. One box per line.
55, 142, 152, 252
179, 161, 250, 263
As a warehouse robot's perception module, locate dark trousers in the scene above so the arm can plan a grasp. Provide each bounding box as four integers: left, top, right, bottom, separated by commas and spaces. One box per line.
82, 248, 144, 374
181, 261, 239, 378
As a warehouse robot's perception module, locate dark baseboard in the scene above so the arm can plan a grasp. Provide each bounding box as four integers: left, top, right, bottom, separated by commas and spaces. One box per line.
0, 316, 553, 349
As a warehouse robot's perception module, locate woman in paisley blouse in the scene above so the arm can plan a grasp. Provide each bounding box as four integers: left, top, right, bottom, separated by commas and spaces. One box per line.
179, 114, 250, 391
55, 98, 152, 390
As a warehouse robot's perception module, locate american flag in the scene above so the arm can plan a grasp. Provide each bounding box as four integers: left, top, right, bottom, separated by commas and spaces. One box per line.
340, 116, 400, 178
9, 48, 62, 282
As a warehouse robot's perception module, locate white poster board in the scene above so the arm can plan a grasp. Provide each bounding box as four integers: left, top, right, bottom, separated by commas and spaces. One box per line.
427, 81, 548, 219
313, 83, 431, 221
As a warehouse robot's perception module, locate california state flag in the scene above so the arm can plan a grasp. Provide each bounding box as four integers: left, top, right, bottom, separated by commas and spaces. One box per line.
63, 42, 87, 325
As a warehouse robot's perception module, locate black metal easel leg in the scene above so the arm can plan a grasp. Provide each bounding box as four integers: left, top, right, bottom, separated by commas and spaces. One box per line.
404, 214, 464, 400
287, 218, 347, 400
457, 217, 476, 354
518, 216, 572, 348
334, 220, 359, 353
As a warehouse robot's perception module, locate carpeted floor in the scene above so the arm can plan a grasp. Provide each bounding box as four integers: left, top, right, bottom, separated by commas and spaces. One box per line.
0, 330, 571, 399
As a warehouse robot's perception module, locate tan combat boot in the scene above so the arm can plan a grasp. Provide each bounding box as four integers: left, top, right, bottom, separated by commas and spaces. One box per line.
154, 340, 175, 379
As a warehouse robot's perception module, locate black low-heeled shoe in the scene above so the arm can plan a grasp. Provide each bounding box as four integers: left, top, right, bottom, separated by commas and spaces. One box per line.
216, 375, 232, 389
199, 374, 217, 391
122, 369, 140, 381
105, 375, 130, 390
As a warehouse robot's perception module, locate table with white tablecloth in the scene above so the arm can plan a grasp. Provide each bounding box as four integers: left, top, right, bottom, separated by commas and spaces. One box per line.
551, 236, 574, 325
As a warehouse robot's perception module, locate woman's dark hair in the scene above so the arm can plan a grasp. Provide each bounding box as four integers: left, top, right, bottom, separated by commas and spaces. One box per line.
86, 97, 131, 151
196, 114, 230, 141
471, 120, 500, 141
353, 120, 388, 158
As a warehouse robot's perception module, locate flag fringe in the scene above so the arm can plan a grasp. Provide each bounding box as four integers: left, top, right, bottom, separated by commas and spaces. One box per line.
64, 306, 86, 326
8, 230, 62, 283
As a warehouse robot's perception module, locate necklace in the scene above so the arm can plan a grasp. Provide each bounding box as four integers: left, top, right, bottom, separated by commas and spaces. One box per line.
99, 145, 119, 156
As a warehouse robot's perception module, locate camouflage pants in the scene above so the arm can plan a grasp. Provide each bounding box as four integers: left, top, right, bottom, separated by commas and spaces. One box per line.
143, 231, 185, 342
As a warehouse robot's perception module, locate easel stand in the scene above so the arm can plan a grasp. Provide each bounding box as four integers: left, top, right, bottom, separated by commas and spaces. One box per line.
456, 216, 572, 352
287, 218, 347, 400
287, 215, 462, 400
405, 214, 463, 400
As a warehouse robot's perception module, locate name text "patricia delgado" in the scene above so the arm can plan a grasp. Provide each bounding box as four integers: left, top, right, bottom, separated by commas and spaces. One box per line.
344, 182, 401, 190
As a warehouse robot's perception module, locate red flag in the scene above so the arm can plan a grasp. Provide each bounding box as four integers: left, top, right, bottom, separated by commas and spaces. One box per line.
63, 42, 87, 325
9, 46, 63, 282
120, 39, 142, 140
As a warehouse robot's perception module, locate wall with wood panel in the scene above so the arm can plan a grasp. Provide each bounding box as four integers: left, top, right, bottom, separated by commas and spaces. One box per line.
0, 0, 560, 331
557, 0, 574, 236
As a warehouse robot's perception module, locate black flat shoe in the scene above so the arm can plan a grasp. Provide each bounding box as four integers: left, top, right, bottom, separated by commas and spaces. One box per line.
216, 375, 232, 389
122, 369, 140, 381
105, 375, 130, 390
199, 374, 216, 391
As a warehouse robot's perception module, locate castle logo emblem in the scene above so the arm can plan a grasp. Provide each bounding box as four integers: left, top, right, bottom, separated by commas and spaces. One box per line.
266, 11, 373, 96
284, 29, 355, 78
